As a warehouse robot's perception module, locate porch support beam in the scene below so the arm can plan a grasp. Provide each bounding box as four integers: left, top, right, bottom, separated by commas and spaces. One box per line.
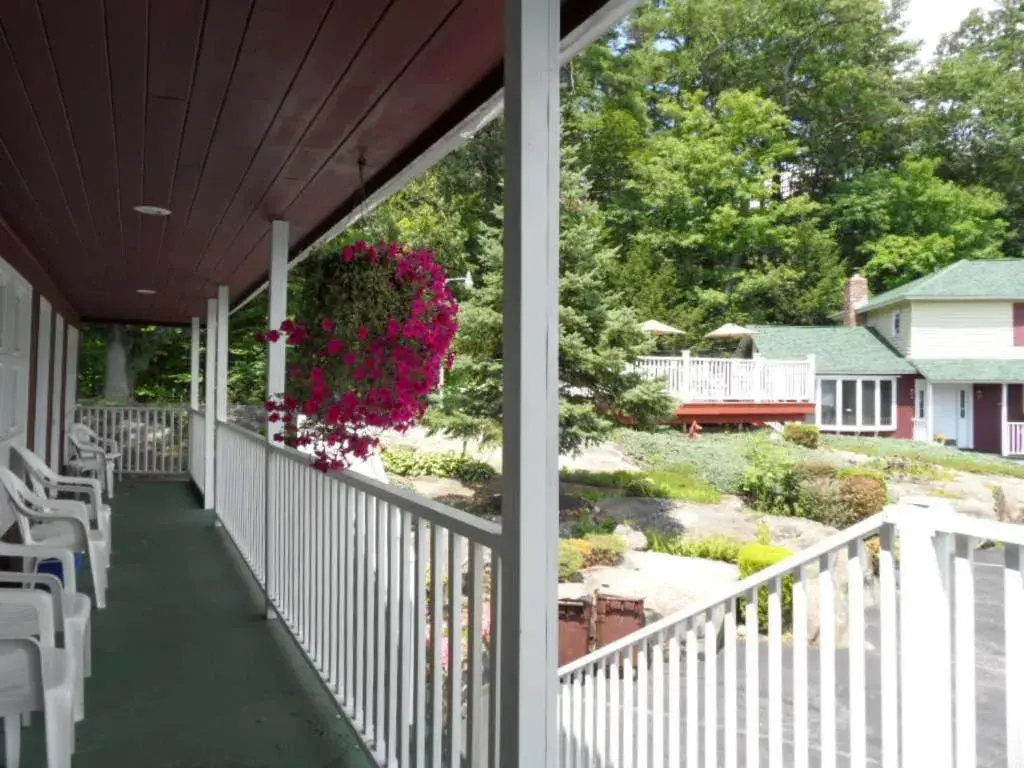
267, 220, 289, 442
190, 317, 201, 410
203, 298, 217, 510
500, 0, 560, 764
216, 285, 230, 422
1002, 382, 1009, 457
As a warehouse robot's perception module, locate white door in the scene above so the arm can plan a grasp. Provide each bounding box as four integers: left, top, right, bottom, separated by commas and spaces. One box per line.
956, 386, 974, 449
913, 379, 928, 441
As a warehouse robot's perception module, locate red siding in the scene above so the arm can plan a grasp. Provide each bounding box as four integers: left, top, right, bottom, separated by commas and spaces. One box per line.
1015, 303, 1024, 346
1009, 383, 1024, 423
892, 374, 918, 439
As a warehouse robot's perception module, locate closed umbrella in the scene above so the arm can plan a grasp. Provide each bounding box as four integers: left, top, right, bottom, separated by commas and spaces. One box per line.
639, 319, 685, 336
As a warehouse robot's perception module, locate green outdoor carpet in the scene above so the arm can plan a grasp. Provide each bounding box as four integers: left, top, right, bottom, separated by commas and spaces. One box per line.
18, 480, 370, 768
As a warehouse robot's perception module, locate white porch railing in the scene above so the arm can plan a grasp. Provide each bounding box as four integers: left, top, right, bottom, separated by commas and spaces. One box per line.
1006, 422, 1024, 456
214, 420, 502, 766
74, 403, 190, 475
188, 408, 205, 491
557, 502, 1024, 768
632, 355, 815, 403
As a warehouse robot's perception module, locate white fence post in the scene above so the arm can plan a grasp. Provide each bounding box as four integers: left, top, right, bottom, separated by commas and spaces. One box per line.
1002, 382, 1009, 456
203, 298, 217, 510
681, 350, 691, 401
894, 506, 954, 768
805, 354, 815, 402
752, 353, 764, 402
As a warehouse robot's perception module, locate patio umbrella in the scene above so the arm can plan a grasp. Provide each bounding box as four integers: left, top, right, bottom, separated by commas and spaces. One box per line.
639, 319, 685, 336
705, 322, 757, 339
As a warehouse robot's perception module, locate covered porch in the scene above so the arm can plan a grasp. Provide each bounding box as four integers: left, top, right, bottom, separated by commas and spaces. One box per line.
18, 481, 370, 766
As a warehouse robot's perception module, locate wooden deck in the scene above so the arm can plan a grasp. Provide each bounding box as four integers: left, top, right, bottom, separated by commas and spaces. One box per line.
673, 400, 815, 424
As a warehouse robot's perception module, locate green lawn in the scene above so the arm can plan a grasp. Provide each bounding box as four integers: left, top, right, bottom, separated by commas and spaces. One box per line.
822, 434, 1024, 479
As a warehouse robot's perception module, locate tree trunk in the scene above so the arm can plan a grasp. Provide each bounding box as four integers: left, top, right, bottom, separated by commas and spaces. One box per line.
103, 325, 132, 401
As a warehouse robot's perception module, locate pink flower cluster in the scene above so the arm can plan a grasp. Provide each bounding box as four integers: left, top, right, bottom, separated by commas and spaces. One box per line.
258, 241, 459, 472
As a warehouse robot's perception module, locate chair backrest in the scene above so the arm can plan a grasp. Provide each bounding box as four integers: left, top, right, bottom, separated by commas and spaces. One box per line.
0, 467, 38, 542
69, 423, 97, 448
11, 445, 54, 498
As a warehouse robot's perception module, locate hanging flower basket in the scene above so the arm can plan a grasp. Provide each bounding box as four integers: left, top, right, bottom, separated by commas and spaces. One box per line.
259, 241, 459, 472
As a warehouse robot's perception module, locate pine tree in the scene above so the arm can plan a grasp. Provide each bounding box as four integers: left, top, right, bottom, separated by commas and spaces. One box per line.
424, 149, 673, 455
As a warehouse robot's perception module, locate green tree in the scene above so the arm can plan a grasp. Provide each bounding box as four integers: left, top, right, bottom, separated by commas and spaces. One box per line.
425, 150, 673, 455
912, 1, 1024, 243
831, 157, 1011, 291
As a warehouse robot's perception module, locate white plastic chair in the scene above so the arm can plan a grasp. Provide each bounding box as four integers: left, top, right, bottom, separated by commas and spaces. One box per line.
14, 444, 113, 560
0, 543, 92, 723
0, 590, 75, 768
0, 467, 110, 610
67, 423, 120, 500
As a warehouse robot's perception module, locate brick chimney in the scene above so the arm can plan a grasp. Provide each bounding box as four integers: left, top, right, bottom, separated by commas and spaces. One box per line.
843, 272, 870, 327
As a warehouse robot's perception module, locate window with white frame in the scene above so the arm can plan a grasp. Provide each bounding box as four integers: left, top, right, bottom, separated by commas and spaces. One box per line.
0, 256, 33, 466
892, 311, 901, 337
817, 376, 897, 431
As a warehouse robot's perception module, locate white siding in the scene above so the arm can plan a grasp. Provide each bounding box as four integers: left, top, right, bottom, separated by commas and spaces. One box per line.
909, 301, 1024, 359
865, 303, 911, 355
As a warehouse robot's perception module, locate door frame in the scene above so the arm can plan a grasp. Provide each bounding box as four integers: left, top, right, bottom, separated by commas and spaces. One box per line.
913, 378, 928, 441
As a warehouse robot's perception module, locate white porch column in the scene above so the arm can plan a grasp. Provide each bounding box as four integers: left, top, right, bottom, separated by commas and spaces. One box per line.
216, 285, 230, 422
499, 0, 560, 764
203, 298, 217, 510
1002, 382, 1009, 457
894, 506, 954, 768
926, 380, 935, 443
189, 317, 201, 410
681, 349, 692, 401
267, 220, 289, 442
805, 353, 816, 401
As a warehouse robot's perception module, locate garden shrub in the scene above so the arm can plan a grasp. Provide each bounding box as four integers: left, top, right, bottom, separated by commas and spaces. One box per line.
738, 543, 794, 633
834, 472, 888, 527
782, 422, 821, 449
559, 540, 586, 582
795, 460, 840, 482
795, 476, 844, 524
383, 448, 496, 483
739, 444, 802, 515
646, 532, 742, 563
581, 533, 628, 567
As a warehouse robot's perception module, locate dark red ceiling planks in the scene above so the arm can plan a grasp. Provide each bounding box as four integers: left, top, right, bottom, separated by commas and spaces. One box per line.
105, 0, 152, 294
38, 0, 122, 283
225, 0, 500, 293
141, 0, 205, 289
0, 0, 621, 324
177, 0, 334, 284
2, 1, 102, 270
197, 0, 391, 281
0, 23, 88, 275
209, 0, 464, 285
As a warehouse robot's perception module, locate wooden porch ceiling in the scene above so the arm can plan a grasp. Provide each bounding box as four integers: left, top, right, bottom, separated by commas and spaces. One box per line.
0, 0, 618, 325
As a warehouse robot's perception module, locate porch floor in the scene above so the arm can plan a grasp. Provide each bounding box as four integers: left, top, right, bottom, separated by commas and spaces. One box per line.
20, 481, 371, 767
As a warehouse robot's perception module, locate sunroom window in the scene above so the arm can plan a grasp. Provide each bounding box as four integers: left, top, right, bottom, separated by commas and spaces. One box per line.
817, 376, 897, 431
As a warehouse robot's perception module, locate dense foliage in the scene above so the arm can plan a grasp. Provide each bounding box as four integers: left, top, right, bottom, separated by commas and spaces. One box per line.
79, 0, 1024, 445
262, 241, 459, 471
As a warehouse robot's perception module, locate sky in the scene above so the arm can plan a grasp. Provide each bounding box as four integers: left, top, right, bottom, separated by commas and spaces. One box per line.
903, 0, 1000, 61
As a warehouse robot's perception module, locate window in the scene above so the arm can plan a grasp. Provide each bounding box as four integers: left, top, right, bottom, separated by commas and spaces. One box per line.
960, 389, 966, 418
892, 311, 901, 337
880, 380, 894, 426
820, 380, 837, 426
817, 376, 898, 431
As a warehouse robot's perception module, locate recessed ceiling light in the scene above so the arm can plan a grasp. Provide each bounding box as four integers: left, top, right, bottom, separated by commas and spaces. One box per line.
136, 288, 157, 295
133, 204, 171, 216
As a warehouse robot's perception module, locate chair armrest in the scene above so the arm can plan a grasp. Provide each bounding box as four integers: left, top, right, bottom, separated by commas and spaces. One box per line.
0, 543, 77, 595
73, 442, 106, 459
0, 589, 57, 646
16, 500, 92, 542
0, 572, 66, 623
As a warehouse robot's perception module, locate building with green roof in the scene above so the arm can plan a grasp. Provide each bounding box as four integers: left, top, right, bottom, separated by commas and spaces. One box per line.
748, 259, 1024, 456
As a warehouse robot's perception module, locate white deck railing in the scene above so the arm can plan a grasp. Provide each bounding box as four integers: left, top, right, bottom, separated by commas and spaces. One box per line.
214, 420, 502, 766
188, 408, 205, 491
557, 502, 1024, 768
1006, 422, 1024, 456
74, 403, 190, 475
632, 354, 815, 403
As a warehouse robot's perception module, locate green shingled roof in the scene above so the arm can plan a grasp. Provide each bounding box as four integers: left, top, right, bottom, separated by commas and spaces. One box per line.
910, 359, 1024, 382
861, 259, 1024, 312
750, 325, 916, 375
